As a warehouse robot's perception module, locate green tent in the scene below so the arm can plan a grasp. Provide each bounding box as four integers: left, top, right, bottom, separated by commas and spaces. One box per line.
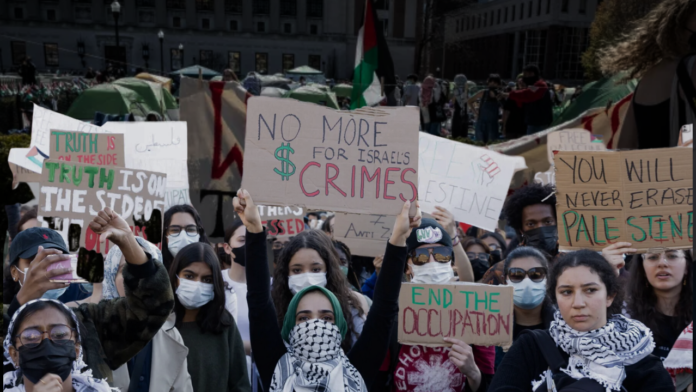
552, 73, 637, 126
66, 78, 178, 120
283, 85, 339, 109
169, 65, 221, 80
332, 83, 353, 98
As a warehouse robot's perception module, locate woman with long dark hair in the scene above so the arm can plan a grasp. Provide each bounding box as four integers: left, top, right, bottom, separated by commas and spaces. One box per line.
162, 205, 212, 271
169, 242, 250, 392
627, 249, 693, 360
490, 250, 673, 391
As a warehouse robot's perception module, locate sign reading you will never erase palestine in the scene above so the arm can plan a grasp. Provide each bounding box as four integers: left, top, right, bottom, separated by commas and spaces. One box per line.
241, 97, 419, 216
554, 148, 693, 251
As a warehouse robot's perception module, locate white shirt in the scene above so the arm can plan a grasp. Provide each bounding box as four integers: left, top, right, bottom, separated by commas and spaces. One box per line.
223, 277, 238, 320
222, 269, 249, 341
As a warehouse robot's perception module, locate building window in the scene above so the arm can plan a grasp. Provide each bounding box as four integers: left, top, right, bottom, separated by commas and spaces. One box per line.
136, 0, 155, 6
309, 24, 318, 35
517, 29, 547, 76
14, 8, 24, 19
43, 43, 59, 67
202, 18, 211, 29
528, 1, 532, 18
225, 0, 242, 14
483, 13, 487, 27
579, 0, 587, 14
308, 54, 321, 70
547, 0, 551, 14
253, 0, 270, 15
306, 0, 322, 18
537, 0, 542, 16
504, 7, 508, 23
229, 19, 238, 30
173, 16, 181, 27
520, 3, 524, 19
196, 0, 213, 11
46, 9, 56, 20
171, 48, 182, 70
512, 5, 515, 21
257, 21, 266, 32
280, 0, 296, 16
228, 51, 240, 74
497, 9, 501, 24
477, 15, 481, 28
561, 0, 569, 13
11, 41, 26, 65
282, 53, 294, 71
380, 19, 388, 36
200, 50, 213, 67
166, 0, 185, 9
555, 27, 589, 79
283, 23, 292, 33
139, 10, 154, 23
455, 19, 459, 33
255, 52, 268, 74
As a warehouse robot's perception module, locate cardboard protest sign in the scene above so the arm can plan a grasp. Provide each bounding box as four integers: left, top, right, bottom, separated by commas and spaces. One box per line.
546, 129, 606, 165
398, 282, 514, 347
241, 97, 419, 216
259, 205, 306, 239
334, 213, 396, 257
38, 159, 166, 255
418, 133, 523, 231
49, 130, 124, 166
179, 78, 246, 239
555, 148, 693, 251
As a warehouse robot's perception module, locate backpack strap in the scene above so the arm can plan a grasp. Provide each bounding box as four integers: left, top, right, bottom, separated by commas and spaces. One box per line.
522, 329, 566, 373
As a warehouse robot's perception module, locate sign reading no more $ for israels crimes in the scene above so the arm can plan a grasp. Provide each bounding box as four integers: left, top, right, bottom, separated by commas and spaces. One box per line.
554, 148, 693, 251
39, 159, 167, 255
398, 282, 514, 347
241, 97, 419, 216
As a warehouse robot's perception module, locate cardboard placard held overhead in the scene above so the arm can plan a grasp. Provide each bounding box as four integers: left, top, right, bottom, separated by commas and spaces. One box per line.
334, 213, 396, 257
258, 205, 306, 240
555, 148, 693, 251
546, 129, 606, 165
398, 282, 514, 347
49, 130, 125, 166
418, 133, 524, 231
38, 159, 167, 255
241, 97, 419, 216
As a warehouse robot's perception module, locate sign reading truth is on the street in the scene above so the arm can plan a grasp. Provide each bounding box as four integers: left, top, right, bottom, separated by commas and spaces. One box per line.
241, 97, 420, 216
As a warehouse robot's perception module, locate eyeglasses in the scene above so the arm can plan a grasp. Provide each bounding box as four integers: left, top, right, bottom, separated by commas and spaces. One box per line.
15, 325, 75, 348
642, 251, 686, 263
507, 267, 547, 283
466, 252, 490, 262
166, 225, 201, 237
409, 246, 453, 266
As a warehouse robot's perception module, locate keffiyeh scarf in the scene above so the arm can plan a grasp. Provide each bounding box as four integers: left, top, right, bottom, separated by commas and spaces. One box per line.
270, 319, 366, 392
663, 322, 693, 385
102, 236, 162, 299
3, 299, 114, 392
548, 311, 655, 391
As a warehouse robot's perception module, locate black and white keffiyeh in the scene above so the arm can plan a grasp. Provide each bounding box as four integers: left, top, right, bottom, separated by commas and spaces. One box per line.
548, 311, 655, 391
270, 319, 366, 392
3, 299, 114, 392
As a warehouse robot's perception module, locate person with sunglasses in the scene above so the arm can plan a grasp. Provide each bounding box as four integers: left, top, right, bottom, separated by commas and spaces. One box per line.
462, 237, 493, 282
494, 247, 554, 369
3, 299, 114, 391
375, 219, 495, 392
163, 205, 238, 319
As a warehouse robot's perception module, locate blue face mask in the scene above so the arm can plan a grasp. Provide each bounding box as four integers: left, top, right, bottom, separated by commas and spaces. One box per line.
42, 286, 69, 300
507, 277, 546, 310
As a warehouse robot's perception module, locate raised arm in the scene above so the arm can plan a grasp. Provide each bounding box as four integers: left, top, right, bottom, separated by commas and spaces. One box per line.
432, 206, 475, 282
348, 201, 421, 386
233, 190, 287, 390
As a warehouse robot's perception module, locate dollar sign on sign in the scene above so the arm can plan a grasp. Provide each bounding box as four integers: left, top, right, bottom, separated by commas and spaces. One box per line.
274, 142, 296, 181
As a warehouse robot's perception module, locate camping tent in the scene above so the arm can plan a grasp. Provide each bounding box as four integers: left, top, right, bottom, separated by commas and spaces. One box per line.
169, 65, 221, 80
332, 83, 353, 98
261, 87, 287, 98
66, 77, 177, 120
286, 65, 325, 85
283, 85, 339, 109
136, 72, 173, 92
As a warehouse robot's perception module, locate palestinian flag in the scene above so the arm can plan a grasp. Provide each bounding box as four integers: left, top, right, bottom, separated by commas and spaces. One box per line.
351, 0, 396, 109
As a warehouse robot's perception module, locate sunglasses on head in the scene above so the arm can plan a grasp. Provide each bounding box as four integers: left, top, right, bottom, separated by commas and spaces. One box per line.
409, 246, 453, 266
507, 267, 547, 283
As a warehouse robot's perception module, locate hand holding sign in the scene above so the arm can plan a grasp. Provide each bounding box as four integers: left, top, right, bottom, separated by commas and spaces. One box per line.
601, 242, 636, 276
15, 246, 71, 306
444, 337, 482, 389
432, 206, 457, 238
233, 189, 263, 234
391, 201, 421, 247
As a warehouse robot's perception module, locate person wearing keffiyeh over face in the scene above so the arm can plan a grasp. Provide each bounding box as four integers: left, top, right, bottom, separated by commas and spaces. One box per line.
233, 189, 420, 392
3, 298, 115, 391
489, 250, 673, 391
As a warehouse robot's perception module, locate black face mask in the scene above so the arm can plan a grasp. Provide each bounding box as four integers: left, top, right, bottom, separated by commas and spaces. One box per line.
523, 76, 538, 86
18, 339, 76, 384
216, 247, 231, 268
523, 226, 559, 256
471, 258, 490, 282
232, 245, 246, 267
490, 249, 503, 265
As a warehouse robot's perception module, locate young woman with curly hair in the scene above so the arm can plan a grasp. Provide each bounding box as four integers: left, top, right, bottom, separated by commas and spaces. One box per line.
600, 0, 696, 149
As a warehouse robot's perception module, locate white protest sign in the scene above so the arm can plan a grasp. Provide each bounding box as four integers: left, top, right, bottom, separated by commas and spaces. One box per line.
418, 133, 524, 231
546, 129, 606, 165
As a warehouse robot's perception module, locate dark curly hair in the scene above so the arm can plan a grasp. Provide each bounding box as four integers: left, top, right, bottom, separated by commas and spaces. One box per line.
548, 249, 624, 318
162, 205, 212, 271
272, 230, 364, 351
627, 251, 692, 343
503, 184, 556, 236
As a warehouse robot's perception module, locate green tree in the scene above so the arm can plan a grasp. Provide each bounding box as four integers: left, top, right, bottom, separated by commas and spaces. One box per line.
582, 0, 663, 80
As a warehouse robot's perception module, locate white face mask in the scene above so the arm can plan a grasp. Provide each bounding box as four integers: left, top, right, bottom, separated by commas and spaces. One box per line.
176, 276, 214, 309
411, 262, 454, 284
507, 277, 547, 310
288, 272, 327, 294
168, 234, 200, 256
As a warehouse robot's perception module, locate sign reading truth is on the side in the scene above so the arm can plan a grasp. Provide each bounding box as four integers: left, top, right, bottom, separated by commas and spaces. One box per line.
241, 97, 419, 216
398, 282, 514, 347
50, 130, 125, 166
555, 148, 693, 251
